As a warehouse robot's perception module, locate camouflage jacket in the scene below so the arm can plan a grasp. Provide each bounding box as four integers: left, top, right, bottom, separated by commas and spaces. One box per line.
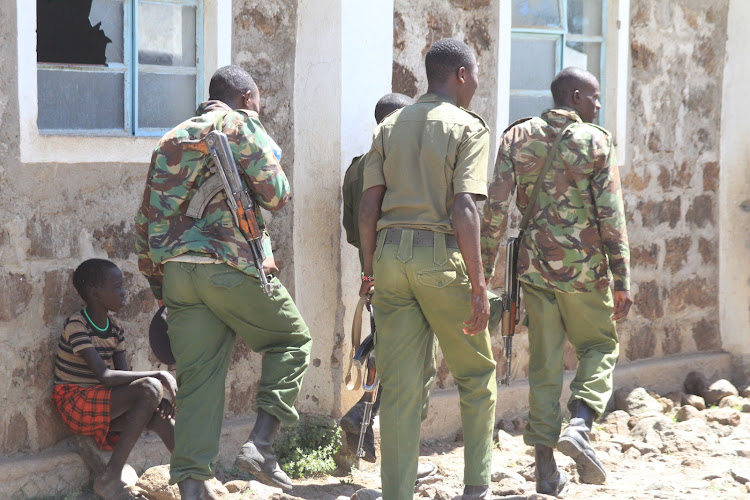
480, 108, 630, 293
135, 101, 290, 299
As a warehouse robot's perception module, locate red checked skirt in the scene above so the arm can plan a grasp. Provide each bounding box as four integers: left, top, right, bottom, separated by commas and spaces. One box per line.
51, 384, 120, 451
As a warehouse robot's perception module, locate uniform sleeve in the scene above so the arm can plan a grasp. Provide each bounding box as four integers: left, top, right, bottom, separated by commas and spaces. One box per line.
591, 138, 631, 291
65, 320, 94, 354
480, 134, 516, 279
342, 156, 361, 248
135, 150, 164, 300
230, 113, 291, 212
453, 123, 490, 199
362, 129, 386, 190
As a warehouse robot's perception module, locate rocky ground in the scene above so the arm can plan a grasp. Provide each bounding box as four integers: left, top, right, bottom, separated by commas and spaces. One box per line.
63, 371, 750, 500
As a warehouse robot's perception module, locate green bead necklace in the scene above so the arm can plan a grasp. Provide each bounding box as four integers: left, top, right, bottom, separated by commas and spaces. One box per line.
83, 308, 109, 332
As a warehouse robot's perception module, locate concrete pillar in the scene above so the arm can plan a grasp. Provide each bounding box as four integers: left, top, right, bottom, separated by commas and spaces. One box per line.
293, 0, 394, 416
719, 0, 750, 383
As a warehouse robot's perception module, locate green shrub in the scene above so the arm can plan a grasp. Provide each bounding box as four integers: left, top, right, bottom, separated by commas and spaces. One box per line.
275, 415, 342, 478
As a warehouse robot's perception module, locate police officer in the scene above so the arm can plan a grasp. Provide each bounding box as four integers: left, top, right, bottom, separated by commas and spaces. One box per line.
359, 39, 496, 500
136, 65, 311, 499
480, 67, 632, 495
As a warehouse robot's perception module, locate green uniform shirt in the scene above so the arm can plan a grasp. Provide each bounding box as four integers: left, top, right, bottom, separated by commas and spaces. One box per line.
362, 93, 490, 233
480, 108, 630, 293
342, 153, 367, 268
135, 100, 290, 300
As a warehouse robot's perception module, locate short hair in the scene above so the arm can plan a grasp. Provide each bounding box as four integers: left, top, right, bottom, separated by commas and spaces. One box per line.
550, 67, 597, 106
209, 65, 258, 103
425, 38, 475, 84
73, 259, 118, 298
374, 93, 413, 123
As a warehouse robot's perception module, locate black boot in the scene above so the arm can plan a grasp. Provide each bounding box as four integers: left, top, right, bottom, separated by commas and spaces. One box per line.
177, 478, 219, 500
534, 444, 568, 496
557, 400, 606, 484
235, 409, 293, 490
462, 484, 491, 499
340, 387, 381, 462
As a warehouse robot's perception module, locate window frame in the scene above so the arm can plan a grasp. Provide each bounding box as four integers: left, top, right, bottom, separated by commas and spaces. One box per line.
17, 0, 230, 164
497, 0, 629, 165
509, 0, 608, 125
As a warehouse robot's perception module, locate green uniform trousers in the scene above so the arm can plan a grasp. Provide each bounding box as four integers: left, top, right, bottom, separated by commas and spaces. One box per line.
521, 282, 619, 449
372, 230, 497, 500
162, 262, 311, 484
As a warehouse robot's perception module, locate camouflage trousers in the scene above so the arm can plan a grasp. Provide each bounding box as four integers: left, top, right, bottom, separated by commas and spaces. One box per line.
521, 282, 619, 449
162, 262, 311, 484
372, 230, 497, 500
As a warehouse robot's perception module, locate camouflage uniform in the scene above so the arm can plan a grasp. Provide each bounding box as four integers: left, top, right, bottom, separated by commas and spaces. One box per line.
480, 108, 630, 448
363, 94, 497, 500
136, 100, 311, 484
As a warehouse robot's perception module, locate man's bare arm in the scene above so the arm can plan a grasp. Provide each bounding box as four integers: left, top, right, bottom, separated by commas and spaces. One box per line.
453, 192, 489, 335
358, 186, 386, 297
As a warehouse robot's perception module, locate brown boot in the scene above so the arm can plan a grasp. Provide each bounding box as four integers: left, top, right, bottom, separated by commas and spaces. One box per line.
534, 444, 568, 495
235, 409, 293, 490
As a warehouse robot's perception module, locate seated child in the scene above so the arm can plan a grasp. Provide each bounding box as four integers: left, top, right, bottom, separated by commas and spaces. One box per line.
51, 258, 177, 500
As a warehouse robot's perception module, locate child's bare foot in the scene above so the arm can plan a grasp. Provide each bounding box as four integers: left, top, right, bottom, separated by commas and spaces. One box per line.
93, 471, 144, 499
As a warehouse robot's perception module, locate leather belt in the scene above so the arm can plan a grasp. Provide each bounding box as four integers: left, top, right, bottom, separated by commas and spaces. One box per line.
383, 228, 458, 249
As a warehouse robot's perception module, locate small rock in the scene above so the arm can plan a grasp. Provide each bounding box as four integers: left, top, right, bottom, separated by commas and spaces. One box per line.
681, 457, 704, 468
683, 394, 706, 410
615, 387, 664, 415
740, 386, 750, 398
494, 429, 524, 453
719, 395, 743, 408
350, 488, 383, 500
631, 440, 660, 455
707, 407, 741, 426
684, 371, 710, 396
518, 463, 536, 481
624, 446, 641, 459
415, 483, 436, 498
731, 468, 750, 484
136, 465, 179, 500
225, 480, 248, 493
527, 494, 558, 500
742, 403, 750, 413
496, 418, 515, 433
336, 496, 350, 500
676, 405, 702, 422
491, 468, 526, 484
704, 379, 739, 406
601, 410, 630, 435
492, 479, 527, 497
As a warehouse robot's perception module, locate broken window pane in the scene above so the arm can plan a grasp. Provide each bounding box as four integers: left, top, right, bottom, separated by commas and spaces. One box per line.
37, 69, 125, 130
138, 2, 196, 66
37, 0, 122, 65
567, 0, 603, 36
138, 72, 196, 129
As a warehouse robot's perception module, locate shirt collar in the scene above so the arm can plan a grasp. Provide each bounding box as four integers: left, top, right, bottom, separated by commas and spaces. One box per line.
417, 93, 457, 106
541, 108, 583, 126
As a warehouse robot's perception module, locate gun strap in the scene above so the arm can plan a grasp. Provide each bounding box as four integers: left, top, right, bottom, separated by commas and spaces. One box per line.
344, 294, 372, 392
518, 120, 576, 232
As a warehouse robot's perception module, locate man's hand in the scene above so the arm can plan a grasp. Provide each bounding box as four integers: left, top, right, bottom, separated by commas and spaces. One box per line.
463, 288, 490, 335
613, 290, 633, 322
360, 281, 375, 306
262, 256, 280, 276
156, 370, 178, 401
156, 398, 175, 420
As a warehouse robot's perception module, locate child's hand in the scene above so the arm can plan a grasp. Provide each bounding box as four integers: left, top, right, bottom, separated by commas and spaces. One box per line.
157, 398, 175, 420
156, 371, 178, 401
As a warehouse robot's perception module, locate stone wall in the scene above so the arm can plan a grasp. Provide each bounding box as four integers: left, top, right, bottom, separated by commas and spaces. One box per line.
621, 0, 728, 363
0, 0, 301, 456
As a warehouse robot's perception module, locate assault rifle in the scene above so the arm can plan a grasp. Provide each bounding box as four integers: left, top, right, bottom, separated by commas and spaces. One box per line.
501, 233, 522, 386
183, 130, 272, 296
353, 305, 379, 459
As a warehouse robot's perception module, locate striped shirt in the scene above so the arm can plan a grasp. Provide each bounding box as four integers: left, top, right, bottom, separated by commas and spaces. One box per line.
54, 310, 125, 385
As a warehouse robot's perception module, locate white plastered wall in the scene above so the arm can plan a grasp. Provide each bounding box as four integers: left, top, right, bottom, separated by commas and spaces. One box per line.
719, 0, 750, 381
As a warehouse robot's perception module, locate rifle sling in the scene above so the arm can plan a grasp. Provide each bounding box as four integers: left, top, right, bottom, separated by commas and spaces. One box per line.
517, 120, 576, 233
344, 294, 371, 392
